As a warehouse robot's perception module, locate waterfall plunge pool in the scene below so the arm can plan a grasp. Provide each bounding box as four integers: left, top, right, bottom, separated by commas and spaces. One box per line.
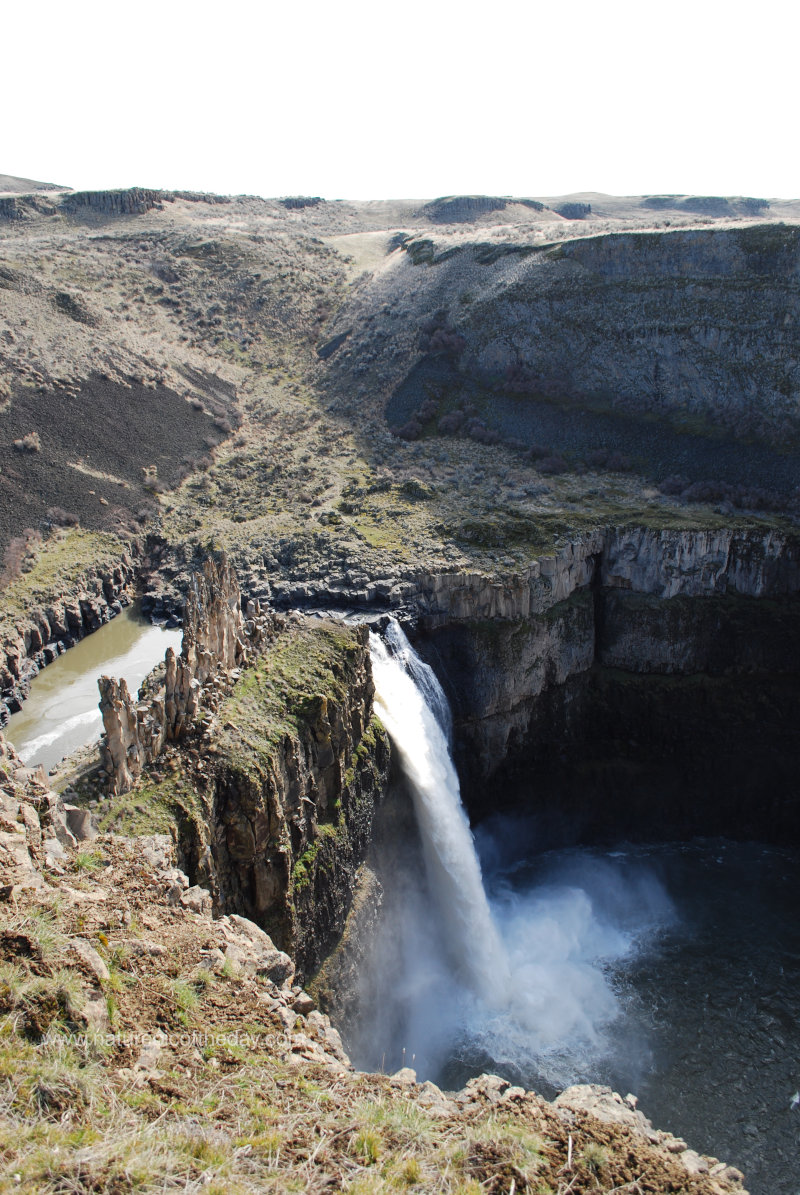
359, 622, 800, 1195
6, 606, 182, 772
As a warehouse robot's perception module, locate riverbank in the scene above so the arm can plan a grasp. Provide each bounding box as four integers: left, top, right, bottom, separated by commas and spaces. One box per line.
0, 528, 137, 723
5, 605, 181, 771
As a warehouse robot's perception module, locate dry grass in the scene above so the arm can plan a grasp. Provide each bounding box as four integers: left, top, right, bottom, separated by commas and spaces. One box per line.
0, 833, 745, 1195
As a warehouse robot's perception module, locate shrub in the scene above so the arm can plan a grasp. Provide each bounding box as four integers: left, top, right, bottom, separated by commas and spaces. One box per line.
13, 431, 41, 453
418, 310, 466, 358
606, 450, 632, 471
658, 474, 795, 513
1, 528, 42, 588
437, 410, 465, 435
45, 507, 79, 527
683, 480, 727, 504
586, 448, 609, 469
538, 455, 568, 474
658, 474, 690, 495
394, 419, 422, 441
467, 418, 499, 445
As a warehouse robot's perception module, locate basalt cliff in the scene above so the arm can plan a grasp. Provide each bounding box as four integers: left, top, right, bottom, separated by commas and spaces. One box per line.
2, 182, 799, 1193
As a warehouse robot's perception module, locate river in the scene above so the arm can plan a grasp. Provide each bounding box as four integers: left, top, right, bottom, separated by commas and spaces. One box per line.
5, 606, 182, 772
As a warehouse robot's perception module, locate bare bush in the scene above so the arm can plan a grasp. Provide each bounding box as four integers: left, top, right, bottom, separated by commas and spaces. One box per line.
658, 475, 690, 495
467, 419, 500, 445
606, 450, 632, 471
538, 455, 568, 474
393, 419, 422, 441
438, 411, 465, 435
586, 448, 610, 469
13, 431, 41, 453
0, 528, 42, 589
45, 507, 79, 528
658, 474, 796, 513
418, 311, 466, 358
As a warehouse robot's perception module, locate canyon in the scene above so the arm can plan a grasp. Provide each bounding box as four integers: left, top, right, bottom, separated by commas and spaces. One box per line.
1, 178, 799, 1193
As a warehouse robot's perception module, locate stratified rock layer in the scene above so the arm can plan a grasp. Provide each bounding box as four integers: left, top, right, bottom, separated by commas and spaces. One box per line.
203, 621, 391, 979
407, 526, 800, 840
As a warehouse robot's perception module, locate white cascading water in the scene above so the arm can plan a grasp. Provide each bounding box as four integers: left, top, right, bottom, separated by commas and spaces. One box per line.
369, 620, 510, 1006
364, 618, 675, 1086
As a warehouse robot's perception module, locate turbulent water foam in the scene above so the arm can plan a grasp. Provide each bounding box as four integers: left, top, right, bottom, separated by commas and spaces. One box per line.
363, 620, 674, 1085
17, 709, 100, 763
363, 623, 800, 1193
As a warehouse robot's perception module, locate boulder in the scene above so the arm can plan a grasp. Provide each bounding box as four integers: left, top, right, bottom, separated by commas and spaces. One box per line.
291, 991, 315, 1015
179, 885, 213, 915
64, 804, 98, 842
71, 938, 110, 983
217, 913, 295, 987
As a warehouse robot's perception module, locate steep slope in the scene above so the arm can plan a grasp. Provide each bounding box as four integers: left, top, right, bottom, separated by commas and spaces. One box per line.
0, 173, 63, 193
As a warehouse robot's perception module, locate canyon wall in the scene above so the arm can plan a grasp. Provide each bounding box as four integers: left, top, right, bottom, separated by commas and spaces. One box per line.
97, 557, 391, 976
98, 554, 275, 794
406, 527, 800, 842
463, 227, 800, 442
195, 622, 391, 980
328, 224, 800, 446
0, 556, 136, 721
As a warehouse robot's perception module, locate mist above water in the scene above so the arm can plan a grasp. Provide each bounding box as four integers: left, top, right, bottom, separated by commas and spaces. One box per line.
362, 622, 800, 1193
363, 621, 674, 1086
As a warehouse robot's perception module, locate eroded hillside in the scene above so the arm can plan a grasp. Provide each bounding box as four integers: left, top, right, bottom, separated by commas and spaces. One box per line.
1, 184, 798, 615
2, 182, 800, 1193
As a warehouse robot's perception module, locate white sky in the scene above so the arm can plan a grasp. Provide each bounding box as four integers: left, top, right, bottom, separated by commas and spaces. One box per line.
5, 0, 799, 200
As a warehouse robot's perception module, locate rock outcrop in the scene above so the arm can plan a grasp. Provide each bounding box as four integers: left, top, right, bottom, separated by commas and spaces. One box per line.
99, 555, 277, 794
330, 222, 800, 444
97, 567, 391, 981
554, 1085, 747, 1188
61, 188, 167, 216
203, 620, 391, 979
405, 526, 800, 840
401, 527, 800, 626
0, 732, 99, 891
0, 195, 57, 220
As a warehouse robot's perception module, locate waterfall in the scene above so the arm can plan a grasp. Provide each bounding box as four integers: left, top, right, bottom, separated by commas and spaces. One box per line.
369, 620, 510, 1006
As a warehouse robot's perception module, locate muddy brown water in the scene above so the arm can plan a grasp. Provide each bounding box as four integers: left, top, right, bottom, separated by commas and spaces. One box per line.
6, 606, 182, 772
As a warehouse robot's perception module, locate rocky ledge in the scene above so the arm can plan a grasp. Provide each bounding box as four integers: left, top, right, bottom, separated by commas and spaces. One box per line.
0, 761, 749, 1193
402, 526, 800, 625
403, 526, 800, 839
